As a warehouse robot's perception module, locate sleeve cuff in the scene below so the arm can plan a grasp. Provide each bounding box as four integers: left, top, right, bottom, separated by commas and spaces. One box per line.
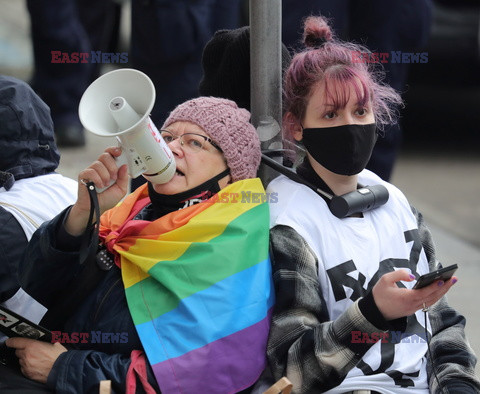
55, 206, 84, 252
358, 291, 407, 332
46, 350, 68, 390
333, 299, 385, 357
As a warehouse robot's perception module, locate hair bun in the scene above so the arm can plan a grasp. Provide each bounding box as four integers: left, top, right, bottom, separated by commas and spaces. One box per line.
303, 16, 333, 48
306, 35, 328, 48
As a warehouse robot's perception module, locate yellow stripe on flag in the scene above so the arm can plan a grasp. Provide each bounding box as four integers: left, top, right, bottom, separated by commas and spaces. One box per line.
120, 178, 265, 288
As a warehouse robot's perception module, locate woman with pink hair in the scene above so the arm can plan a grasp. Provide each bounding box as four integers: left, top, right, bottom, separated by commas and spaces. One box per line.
257, 16, 479, 394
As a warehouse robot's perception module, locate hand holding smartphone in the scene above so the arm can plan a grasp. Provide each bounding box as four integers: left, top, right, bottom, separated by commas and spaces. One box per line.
413, 264, 458, 289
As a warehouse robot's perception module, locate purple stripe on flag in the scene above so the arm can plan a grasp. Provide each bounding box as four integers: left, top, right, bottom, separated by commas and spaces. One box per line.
152, 308, 273, 394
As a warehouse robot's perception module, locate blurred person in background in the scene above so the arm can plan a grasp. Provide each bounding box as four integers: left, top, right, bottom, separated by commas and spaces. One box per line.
130, 0, 244, 191
26, 0, 122, 147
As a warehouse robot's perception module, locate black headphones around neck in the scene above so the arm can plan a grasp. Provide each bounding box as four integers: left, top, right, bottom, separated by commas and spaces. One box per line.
261, 153, 389, 219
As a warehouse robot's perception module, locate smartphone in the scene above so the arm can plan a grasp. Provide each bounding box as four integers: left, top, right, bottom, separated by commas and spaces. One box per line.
413, 264, 458, 289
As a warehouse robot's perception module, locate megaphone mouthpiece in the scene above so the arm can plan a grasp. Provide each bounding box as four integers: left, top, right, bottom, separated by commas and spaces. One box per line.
110, 97, 123, 110
109, 96, 142, 131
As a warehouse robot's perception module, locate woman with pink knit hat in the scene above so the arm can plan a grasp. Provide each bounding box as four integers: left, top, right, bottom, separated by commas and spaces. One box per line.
7, 97, 273, 393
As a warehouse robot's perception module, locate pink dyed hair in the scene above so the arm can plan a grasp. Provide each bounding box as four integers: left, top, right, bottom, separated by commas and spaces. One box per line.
283, 16, 402, 158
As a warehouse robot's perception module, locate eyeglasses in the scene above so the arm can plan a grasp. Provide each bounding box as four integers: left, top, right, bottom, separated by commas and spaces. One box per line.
160, 130, 222, 153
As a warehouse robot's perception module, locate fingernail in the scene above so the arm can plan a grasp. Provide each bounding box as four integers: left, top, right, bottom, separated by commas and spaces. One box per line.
437, 280, 444, 287
451, 278, 458, 284
409, 274, 415, 280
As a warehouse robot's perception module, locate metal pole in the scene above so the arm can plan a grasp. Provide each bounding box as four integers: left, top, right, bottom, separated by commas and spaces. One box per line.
250, 0, 283, 185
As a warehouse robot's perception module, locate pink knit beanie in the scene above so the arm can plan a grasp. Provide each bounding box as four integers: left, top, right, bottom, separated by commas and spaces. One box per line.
162, 97, 261, 181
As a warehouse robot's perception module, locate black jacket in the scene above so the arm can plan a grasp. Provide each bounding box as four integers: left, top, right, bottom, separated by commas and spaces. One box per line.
20, 208, 160, 394
0, 75, 72, 304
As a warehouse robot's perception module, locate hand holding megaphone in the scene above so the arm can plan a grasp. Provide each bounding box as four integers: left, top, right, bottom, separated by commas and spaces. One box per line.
65, 146, 130, 236
78, 69, 176, 192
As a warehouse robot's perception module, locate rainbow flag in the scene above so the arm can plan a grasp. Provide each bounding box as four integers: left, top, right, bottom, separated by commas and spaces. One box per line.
100, 179, 274, 393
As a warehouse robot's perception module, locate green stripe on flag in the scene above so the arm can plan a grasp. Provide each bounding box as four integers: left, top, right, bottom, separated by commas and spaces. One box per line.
125, 203, 269, 324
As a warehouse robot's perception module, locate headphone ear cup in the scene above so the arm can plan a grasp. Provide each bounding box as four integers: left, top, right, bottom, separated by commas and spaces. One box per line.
329, 185, 389, 218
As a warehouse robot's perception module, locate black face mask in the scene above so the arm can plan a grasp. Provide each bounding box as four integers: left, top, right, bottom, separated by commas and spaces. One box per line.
302, 123, 377, 176
148, 168, 230, 216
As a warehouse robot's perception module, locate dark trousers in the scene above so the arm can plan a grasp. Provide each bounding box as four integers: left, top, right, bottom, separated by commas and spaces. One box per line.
130, 0, 242, 191
26, 0, 120, 128
131, 0, 243, 125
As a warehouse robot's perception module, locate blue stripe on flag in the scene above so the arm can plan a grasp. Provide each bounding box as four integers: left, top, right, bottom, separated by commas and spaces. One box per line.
135, 257, 274, 365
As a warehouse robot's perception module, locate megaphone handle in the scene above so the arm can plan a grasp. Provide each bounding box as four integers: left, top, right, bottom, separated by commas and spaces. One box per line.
95, 151, 130, 193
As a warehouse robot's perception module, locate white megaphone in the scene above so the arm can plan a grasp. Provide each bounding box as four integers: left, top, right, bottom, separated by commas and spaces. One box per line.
78, 68, 176, 190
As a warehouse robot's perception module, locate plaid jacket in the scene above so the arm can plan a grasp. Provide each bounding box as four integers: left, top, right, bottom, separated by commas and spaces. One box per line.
263, 207, 480, 394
